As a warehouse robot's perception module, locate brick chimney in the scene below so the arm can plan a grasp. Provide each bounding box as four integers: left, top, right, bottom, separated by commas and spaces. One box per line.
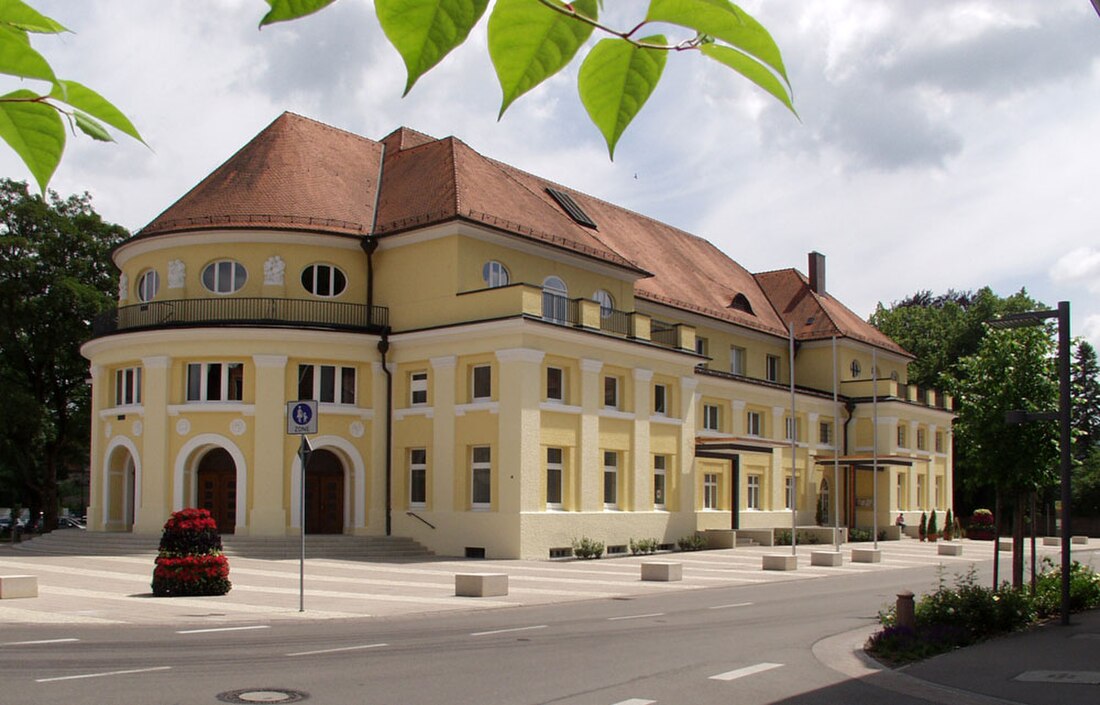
808, 251, 826, 295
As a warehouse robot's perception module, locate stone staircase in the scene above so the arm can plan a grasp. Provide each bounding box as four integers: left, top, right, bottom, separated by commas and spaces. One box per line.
11, 530, 434, 560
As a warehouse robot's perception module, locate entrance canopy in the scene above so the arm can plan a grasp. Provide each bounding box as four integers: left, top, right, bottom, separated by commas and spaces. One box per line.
812, 454, 915, 469
695, 436, 786, 459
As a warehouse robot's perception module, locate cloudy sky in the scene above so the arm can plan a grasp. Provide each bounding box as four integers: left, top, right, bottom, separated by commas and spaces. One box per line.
4, 0, 1099, 347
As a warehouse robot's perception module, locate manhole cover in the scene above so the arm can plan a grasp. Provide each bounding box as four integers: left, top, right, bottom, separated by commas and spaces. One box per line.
216, 689, 309, 703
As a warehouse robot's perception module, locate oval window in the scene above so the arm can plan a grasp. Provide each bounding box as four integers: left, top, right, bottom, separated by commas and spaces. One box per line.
482, 260, 509, 288
202, 260, 247, 294
850, 359, 862, 379
301, 264, 347, 297
137, 269, 160, 302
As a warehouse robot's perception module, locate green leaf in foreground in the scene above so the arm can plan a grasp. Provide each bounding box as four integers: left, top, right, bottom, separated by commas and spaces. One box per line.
376, 0, 489, 96
0, 24, 56, 82
73, 111, 112, 142
646, 0, 789, 85
700, 44, 796, 115
0, 0, 67, 34
578, 36, 667, 159
488, 0, 598, 117
259, 0, 338, 27
0, 90, 64, 192
49, 80, 145, 144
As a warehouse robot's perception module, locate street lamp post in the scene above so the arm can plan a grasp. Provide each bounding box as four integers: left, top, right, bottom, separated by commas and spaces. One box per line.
988, 301, 1072, 625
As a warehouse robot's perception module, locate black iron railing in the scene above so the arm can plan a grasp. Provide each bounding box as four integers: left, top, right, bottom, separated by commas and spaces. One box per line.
92, 297, 388, 337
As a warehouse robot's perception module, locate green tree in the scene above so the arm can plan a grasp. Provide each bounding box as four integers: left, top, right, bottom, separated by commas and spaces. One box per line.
0, 179, 126, 531
1073, 446, 1100, 516
951, 325, 1059, 588
1072, 340, 1100, 459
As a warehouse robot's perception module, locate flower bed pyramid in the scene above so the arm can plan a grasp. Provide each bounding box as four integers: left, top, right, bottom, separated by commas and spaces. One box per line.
152, 508, 231, 597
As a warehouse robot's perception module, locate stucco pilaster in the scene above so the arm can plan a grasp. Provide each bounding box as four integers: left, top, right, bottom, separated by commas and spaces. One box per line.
578, 359, 603, 511
495, 348, 544, 516
249, 354, 288, 535
134, 356, 169, 533
430, 355, 456, 514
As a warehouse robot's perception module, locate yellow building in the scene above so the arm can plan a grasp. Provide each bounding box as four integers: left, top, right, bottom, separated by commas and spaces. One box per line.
82, 113, 954, 558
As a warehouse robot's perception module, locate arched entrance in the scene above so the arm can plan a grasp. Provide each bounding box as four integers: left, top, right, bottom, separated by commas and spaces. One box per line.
305, 449, 344, 534
104, 443, 138, 531
197, 448, 237, 534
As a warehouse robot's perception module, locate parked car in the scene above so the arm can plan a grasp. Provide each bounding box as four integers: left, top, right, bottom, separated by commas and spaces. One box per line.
58, 516, 86, 530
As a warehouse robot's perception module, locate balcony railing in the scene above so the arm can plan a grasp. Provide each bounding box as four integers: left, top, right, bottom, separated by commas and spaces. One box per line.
92, 297, 389, 337
650, 320, 679, 348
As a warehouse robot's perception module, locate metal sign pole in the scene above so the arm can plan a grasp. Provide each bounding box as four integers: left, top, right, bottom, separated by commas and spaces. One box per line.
287, 400, 318, 614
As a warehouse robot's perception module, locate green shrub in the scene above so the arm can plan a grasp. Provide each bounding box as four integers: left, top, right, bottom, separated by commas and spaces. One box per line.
774, 530, 820, 546
629, 537, 660, 555
1033, 559, 1100, 618
943, 509, 954, 540
677, 533, 706, 551
927, 509, 938, 538
572, 536, 605, 559
918, 511, 927, 540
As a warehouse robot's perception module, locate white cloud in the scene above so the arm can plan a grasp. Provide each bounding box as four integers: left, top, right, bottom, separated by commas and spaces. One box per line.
1051, 247, 1100, 292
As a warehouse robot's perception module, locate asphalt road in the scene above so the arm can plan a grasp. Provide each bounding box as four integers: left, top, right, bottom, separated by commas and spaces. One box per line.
1, 562, 969, 705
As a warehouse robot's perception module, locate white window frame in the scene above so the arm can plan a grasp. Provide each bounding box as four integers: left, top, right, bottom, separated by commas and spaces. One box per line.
471, 446, 491, 509
703, 404, 721, 431
897, 424, 908, 448
653, 455, 667, 508
766, 354, 780, 383
653, 383, 668, 416
301, 263, 347, 298
546, 447, 563, 509
546, 366, 564, 403
603, 450, 618, 509
114, 366, 142, 406
695, 336, 708, 357
603, 376, 619, 409
935, 432, 945, 454
542, 276, 569, 323
482, 260, 509, 288
298, 364, 355, 405
136, 270, 159, 302
819, 421, 832, 446
747, 474, 761, 510
593, 289, 614, 318
917, 428, 927, 451
409, 448, 427, 507
785, 475, 795, 509
785, 417, 800, 442
747, 411, 762, 437
730, 346, 745, 375
471, 364, 492, 401
410, 371, 428, 406
186, 362, 244, 402
704, 473, 719, 510
201, 260, 247, 295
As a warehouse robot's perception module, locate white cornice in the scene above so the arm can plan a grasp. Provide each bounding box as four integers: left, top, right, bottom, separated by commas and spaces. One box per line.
495, 348, 545, 364
83, 327, 382, 360
114, 230, 364, 267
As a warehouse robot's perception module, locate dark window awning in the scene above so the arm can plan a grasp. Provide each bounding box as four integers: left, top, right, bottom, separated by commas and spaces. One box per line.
695, 437, 785, 459
813, 454, 915, 469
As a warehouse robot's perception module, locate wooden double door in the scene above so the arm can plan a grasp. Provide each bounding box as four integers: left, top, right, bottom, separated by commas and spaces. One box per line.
304, 449, 344, 535
197, 448, 236, 534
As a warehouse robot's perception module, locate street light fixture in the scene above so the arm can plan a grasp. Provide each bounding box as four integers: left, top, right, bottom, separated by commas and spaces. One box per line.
987, 301, 1072, 626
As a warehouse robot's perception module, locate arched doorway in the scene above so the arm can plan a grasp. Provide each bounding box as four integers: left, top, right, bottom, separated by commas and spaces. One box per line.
197, 448, 237, 534
305, 449, 344, 534
103, 443, 138, 532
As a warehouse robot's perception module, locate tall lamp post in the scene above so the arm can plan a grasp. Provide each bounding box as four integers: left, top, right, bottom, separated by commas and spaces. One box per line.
988, 301, 1072, 625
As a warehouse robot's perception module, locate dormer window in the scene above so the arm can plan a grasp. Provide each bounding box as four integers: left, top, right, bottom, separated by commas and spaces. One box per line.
137, 270, 160, 302
729, 293, 754, 314
302, 264, 347, 297
546, 187, 597, 229
202, 260, 247, 294
482, 260, 509, 288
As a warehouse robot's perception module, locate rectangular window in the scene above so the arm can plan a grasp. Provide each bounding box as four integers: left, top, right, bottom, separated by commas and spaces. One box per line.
299, 364, 356, 405
917, 428, 927, 451
186, 362, 243, 402
935, 432, 945, 454
695, 336, 708, 358
546, 367, 564, 402
653, 455, 666, 508
546, 447, 563, 508
704, 473, 719, 510
819, 421, 832, 445
604, 376, 619, 408
785, 417, 800, 441
730, 346, 746, 375
114, 366, 142, 406
472, 365, 492, 401
653, 384, 668, 416
747, 474, 761, 510
603, 451, 618, 509
747, 411, 762, 437
897, 424, 908, 448
785, 475, 795, 510
703, 404, 721, 431
471, 446, 491, 508
766, 354, 780, 382
410, 371, 428, 406
409, 448, 426, 507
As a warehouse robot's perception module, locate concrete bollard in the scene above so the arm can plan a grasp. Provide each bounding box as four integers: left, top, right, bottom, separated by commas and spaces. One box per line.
896, 590, 915, 630
455, 573, 508, 597
0, 575, 38, 599
641, 562, 682, 582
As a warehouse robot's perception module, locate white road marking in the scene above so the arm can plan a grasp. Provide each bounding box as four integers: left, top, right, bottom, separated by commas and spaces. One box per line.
607, 613, 665, 621
708, 602, 753, 610
611, 700, 657, 705
470, 624, 548, 637
286, 643, 388, 657
176, 625, 271, 634
36, 666, 172, 683
710, 662, 784, 681
2, 638, 79, 646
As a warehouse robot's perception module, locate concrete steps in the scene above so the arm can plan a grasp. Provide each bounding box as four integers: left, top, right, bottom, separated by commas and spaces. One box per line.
12, 530, 434, 560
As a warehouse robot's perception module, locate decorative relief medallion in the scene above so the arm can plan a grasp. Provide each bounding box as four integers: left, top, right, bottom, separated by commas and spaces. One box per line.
230, 419, 247, 436
132, 420, 143, 437
176, 418, 191, 436
263, 255, 286, 285
349, 421, 365, 438
118, 273, 128, 301
168, 259, 186, 288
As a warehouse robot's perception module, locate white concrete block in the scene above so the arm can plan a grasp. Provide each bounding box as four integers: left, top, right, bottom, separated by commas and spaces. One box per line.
0, 575, 38, 599
811, 551, 842, 567
1072, 535, 1089, 545
1043, 537, 1061, 547
641, 562, 682, 582
455, 573, 508, 597
938, 543, 963, 556
762, 554, 797, 571
851, 548, 882, 563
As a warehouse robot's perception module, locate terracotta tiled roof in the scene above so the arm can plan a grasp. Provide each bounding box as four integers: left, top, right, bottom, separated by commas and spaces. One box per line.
138, 112, 383, 238
754, 268, 912, 357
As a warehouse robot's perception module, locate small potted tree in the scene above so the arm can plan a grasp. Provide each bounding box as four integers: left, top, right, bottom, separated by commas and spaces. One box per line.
927, 509, 939, 542
918, 511, 928, 542
152, 508, 231, 597
967, 509, 995, 540
942, 508, 954, 541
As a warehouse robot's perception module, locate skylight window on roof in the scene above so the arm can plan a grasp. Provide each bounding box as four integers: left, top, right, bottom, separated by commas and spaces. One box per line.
729, 293, 754, 315
546, 187, 597, 229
